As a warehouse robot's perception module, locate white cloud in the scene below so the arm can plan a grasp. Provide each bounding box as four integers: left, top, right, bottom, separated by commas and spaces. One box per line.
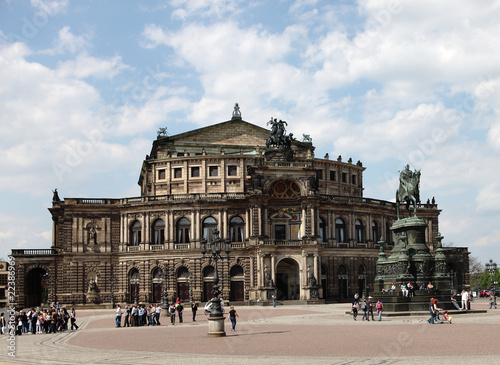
57, 53, 129, 79
169, 0, 245, 20
43, 26, 91, 55
475, 184, 500, 213
30, 0, 68, 15
470, 230, 500, 248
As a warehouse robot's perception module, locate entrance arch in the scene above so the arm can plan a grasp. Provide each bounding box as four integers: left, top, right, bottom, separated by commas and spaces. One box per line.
26, 268, 48, 308
276, 258, 300, 300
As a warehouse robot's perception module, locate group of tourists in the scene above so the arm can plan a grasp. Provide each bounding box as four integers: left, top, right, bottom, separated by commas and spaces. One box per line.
351, 293, 384, 321
114, 299, 200, 327
1, 304, 79, 336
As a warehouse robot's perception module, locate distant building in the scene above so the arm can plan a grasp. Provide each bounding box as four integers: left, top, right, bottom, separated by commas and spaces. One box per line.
11, 107, 469, 308
0, 262, 8, 308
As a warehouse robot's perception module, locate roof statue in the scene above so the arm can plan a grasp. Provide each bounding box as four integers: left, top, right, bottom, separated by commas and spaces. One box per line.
52, 188, 61, 202
157, 127, 168, 137
265, 117, 293, 150
302, 134, 312, 143
396, 164, 421, 219
232, 103, 241, 119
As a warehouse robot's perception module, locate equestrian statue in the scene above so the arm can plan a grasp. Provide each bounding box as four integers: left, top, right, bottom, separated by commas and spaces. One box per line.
396, 164, 421, 219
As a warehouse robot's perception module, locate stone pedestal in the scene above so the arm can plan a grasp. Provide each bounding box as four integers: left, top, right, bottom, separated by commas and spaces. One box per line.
207, 316, 226, 337
375, 216, 452, 301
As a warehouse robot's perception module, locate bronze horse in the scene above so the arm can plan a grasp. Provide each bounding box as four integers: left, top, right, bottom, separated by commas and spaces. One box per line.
396, 169, 421, 219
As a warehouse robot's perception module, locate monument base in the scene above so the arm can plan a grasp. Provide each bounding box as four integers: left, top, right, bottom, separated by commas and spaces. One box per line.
207, 316, 226, 337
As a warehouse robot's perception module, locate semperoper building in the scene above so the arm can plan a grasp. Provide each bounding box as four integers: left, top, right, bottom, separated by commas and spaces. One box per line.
11, 105, 470, 308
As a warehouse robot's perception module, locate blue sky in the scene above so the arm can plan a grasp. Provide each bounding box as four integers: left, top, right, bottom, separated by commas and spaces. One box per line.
1, 0, 500, 268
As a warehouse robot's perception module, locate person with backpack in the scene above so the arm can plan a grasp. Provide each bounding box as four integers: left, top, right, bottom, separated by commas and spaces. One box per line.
361, 299, 369, 321
351, 300, 359, 321
376, 299, 384, 321
169, 303, 176, 325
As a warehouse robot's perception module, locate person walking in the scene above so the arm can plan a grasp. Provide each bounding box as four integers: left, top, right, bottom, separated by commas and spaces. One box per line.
169, 303, 176, 325
123, 306, 130, 327
376, 299, 384, 321
351, 301, 359, 321
191, 301, 198, 322
155, 304, 162, 325
70, 307, 79, 330
361, 299, 369, 321
177, 303, 184, 323
115, 304, 122, 327
227, 306, 239, 331
367, 296, 374, 321
272, 293, 277, 307
489, 293, 497, 309
428, 298, 435, 324
433, 298, 442, 323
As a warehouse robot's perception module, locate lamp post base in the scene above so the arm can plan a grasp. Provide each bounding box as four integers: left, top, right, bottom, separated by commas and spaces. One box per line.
207, 316, 226, 337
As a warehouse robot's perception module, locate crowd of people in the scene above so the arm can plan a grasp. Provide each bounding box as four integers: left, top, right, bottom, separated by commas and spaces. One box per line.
114, 299, 200, 327
0, 303, 79, 336
351, 293, 384, 321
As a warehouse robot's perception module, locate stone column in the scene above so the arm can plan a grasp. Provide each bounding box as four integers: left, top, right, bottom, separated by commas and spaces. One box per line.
256, 252, 261, 287
314, 254, 319, 282
222, 209, 227, 237
258, 206, 262, 236
271, 253, 276, 285
310, 205, 316, 236
263, 206, 268, 237
302, 251, 308, 287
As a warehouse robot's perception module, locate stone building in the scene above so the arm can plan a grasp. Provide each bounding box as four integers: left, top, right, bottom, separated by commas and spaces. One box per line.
11, 106, 469, 308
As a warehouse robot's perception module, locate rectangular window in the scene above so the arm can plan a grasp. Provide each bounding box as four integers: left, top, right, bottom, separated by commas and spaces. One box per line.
158, 169, 165, 180
174, 167, 182, 178
274, 225, 286, 240
352, 175, 356, 185
177, 152, 184, 157
342, 172, 347, 183
228, 165, 237, 176
330, 171, 336, 181
317, 170, 323, 180
209, 166, 218, 177
191, 166, 200, 177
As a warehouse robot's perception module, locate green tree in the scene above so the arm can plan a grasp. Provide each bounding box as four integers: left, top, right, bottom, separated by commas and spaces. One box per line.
480, 268, 500, 289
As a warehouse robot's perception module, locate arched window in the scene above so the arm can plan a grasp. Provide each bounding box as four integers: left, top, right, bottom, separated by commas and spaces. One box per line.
355, 219, 364, 243
386, 223, 392, 245
152, 219, 165, 245
176, 217, 190, 243
230, 265, 244, 277
335, 218, 346, 243
129, 220, 141, 246
372, 222, 378, 243
229, 216, 245, 242
319, 217, 327, 242
177, 267, 189, 279
203, 266, 215, 278
202, 216, 217, 241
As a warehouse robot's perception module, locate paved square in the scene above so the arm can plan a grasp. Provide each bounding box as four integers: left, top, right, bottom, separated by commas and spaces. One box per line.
3, 299, 499, 365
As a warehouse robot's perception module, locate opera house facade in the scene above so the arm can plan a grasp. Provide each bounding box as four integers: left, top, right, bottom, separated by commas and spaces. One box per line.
11, 106, 469, 308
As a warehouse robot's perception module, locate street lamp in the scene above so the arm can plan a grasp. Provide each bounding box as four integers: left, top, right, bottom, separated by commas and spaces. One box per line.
201, 229, 231, 337
486, 259, 497, 290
